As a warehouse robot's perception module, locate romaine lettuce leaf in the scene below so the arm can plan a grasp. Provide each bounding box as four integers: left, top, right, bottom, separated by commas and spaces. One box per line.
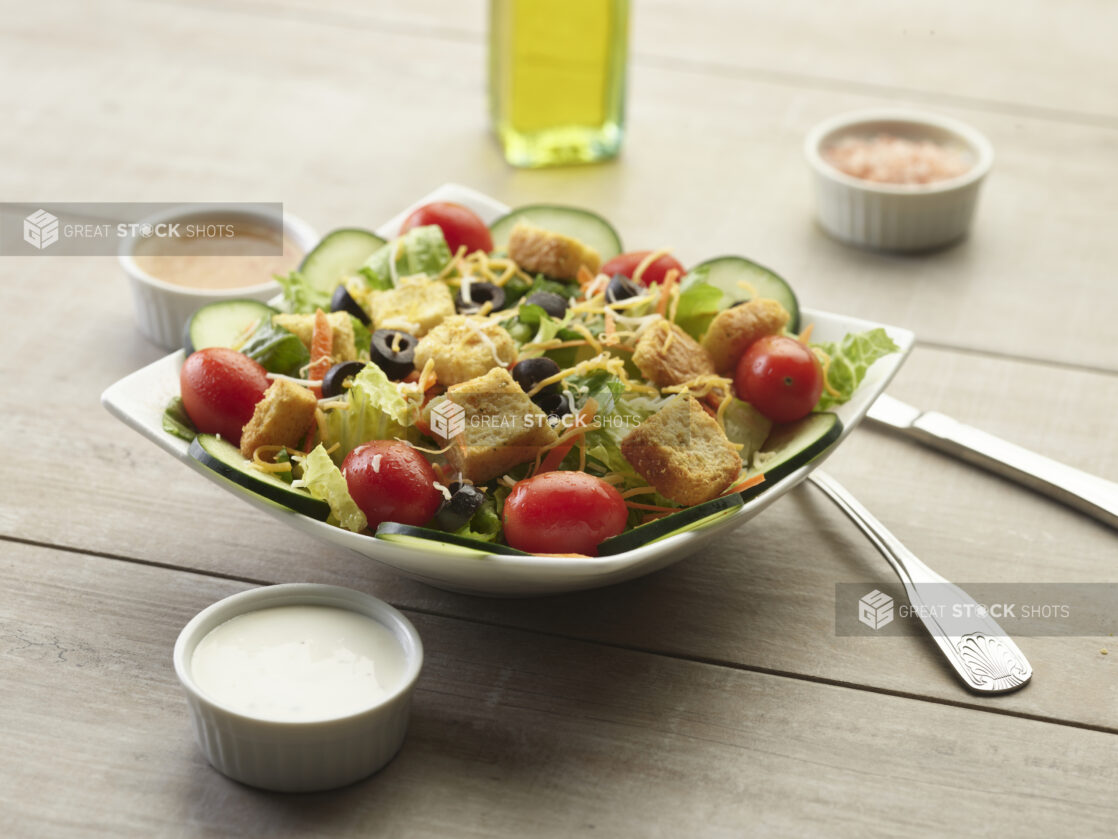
361, 225, 451, 288
453, 498, 501, 543
239, 320, 310, 377
319, 364, 414, 462
673, 275, 725, 340
275, 270, 330, 314
300, 444, 367, 532
721, 398, 772, 464
162, 396, 197, 442
812, 328, 900, 409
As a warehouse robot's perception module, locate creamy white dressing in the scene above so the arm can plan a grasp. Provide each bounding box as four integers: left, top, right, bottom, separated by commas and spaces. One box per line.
190, 605, 407, 722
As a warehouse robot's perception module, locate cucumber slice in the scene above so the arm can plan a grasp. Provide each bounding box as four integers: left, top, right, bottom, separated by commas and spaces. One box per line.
489, 205, 623, 261
375, 523, 529, 556
183, 299, 276, 355
299, 228, 387, 294
598, 494, 744, 556
743, 412, 843, 494
188, 434, 330, 520
688, 256, 801, 333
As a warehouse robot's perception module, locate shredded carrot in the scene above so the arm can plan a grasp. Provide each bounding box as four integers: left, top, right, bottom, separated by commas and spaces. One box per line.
603, 308, 617, 344
721, 473, 766, 496
813, 347, 841, 398
656, 269, 679, 318
308, 309, 333, 398
535, 401, 598, 474
799, 322, 815, 343
577, 265, 597, 289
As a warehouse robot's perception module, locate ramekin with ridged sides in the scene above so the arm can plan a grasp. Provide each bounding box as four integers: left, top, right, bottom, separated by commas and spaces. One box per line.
805, 109, 993, 252
173, 584, 423, 793
118, 205, 318, 350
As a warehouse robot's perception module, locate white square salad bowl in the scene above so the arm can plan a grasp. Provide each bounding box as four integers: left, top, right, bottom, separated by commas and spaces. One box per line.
102, 184, 914, 596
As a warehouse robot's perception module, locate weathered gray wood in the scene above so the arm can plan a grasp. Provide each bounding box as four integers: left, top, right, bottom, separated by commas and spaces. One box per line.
2, 0, 1118, 832
1, 1, 1117, 367
5, 542, 1118, 839
164, 0, 1118, 122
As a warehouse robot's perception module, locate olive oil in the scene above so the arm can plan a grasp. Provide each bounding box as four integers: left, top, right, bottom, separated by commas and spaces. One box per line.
489, 0, 629, 167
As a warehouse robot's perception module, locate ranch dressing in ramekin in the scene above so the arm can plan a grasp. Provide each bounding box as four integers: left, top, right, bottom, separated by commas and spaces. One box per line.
190, 605, 408, 722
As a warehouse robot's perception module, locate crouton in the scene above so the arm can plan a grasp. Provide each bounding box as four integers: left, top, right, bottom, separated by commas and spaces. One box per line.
700, 298, 790, 374
620, 394, 741, 505
430, 367, 559, 483
506, 221, 601, 279
239, 379, 318, 459
272, 311, 358, 363
368, 276, 456, 337
414, 315, 517, 386
632, 319, 716, 388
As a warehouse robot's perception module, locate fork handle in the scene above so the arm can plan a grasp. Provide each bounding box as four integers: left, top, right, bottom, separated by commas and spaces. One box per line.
808, 470, 1033, 694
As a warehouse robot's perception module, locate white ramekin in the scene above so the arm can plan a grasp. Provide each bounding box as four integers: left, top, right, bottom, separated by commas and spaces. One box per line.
173, 583, 423, 793
118, 205, 318, 350
804, 109, 994, 252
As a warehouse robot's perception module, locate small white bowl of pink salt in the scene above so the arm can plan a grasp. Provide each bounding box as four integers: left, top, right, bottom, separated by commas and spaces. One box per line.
805, 109, 993, 252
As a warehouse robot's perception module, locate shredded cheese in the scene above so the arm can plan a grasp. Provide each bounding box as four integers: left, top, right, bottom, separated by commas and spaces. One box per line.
631, 248, 673, 285
437, 245, 467, 280
251, 445, 292, 473
432, 481, 453, 502
266, 372, 323, 388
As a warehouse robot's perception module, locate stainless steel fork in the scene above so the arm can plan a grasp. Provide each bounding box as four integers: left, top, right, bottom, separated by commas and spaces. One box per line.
808, 469, 1033, 695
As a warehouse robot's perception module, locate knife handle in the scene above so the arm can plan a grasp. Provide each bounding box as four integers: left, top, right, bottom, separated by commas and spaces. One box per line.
910, 411, 1118, 529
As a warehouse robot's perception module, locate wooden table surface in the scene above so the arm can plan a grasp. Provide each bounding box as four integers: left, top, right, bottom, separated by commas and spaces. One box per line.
3, 1, 1118, 836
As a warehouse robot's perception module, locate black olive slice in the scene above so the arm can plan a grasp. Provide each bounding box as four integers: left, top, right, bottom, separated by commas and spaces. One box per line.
512, 357, 561, 397
432, 483, 486, 532
522, 291, 568, 319
321, 361, 367, 398
370, 329, 418, 380
330, 285, 371, 326
534, 391, 573, 419
605, 273, 643, 304
454, 281, 506, 314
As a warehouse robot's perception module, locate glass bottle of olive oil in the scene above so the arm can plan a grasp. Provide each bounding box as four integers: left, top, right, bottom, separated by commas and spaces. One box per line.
489, 0, 629, 167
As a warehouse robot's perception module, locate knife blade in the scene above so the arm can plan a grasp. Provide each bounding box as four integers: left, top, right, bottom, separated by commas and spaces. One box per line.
867, 393, 1118, 530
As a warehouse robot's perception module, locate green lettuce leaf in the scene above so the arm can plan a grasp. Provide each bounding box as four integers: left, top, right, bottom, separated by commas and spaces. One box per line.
673, 275, 725, 340
453, 498, 501, 543
320, 364, 413, 462
349, 315, 372, 362
361, 225, 451, 288
300, 444, 367, 532
162, 397, 197, 442
812, 328, 900, 410
721, 398, 773, 464
239, 320, 310, 377
275, 270, 330, 314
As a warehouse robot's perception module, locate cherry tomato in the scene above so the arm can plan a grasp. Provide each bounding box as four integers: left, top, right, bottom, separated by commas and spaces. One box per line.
342, 441, 442, 529
600, 251, 687, 287
179, 348, 270, 445
502, 471, 628, 556
399, 201, 493, 256
734, 335, 824, 423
